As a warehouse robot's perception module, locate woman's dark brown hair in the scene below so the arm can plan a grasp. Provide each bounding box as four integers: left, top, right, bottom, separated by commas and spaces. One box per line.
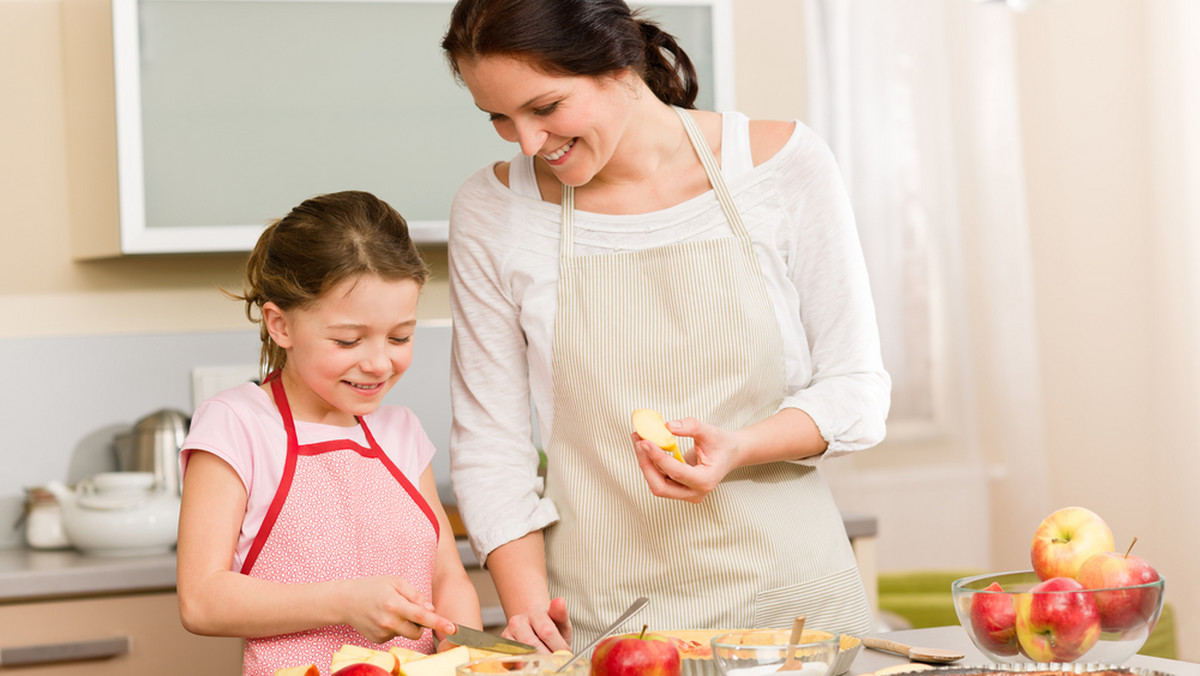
233, 190, 430, 376
441, 0, 699, 109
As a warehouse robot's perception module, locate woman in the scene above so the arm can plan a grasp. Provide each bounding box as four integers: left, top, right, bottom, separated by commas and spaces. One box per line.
441, 0, 890, 652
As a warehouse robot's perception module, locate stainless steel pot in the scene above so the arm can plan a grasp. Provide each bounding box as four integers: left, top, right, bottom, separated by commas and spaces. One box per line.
113, 409, 189, 495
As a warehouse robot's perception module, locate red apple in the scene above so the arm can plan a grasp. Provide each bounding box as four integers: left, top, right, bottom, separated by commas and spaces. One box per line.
969, 582, 1020, 656
1076, 540, 1162, 634
1014, 576, 1101, 662
1030, 507, 1114, 580
332, 664, 392, 676
591, 626, 681, 676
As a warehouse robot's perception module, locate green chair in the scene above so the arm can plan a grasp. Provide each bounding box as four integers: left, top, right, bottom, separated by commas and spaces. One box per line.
876, 570, 1177, 660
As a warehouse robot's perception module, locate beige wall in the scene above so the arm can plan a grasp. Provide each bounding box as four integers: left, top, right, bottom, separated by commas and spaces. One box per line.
3, 0, 1195, 658
0, 0, 800, 339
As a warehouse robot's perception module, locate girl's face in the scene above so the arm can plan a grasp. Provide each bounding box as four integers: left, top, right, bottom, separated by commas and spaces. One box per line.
459, 54, 635, 187
264, 274, 421, 426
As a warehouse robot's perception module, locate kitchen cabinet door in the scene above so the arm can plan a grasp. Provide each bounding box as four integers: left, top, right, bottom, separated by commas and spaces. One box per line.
62, 0, 732, 258
0, 591, 241, 674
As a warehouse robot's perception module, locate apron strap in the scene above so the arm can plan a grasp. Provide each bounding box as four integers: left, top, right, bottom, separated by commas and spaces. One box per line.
559, 107, 751, 264
672, 106, 752, 242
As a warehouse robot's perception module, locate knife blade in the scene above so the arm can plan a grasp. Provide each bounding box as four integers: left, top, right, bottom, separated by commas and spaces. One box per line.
447, 624, 537, 655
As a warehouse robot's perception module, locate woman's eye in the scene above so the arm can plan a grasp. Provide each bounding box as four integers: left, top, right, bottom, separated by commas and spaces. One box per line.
533, 102, 559, 116
488, 112, 507, 123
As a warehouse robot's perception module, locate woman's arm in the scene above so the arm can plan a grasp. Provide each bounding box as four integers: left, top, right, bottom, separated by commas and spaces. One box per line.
485, 532, 571, 652
176, 451, 456, 644
418, 466, 482, 649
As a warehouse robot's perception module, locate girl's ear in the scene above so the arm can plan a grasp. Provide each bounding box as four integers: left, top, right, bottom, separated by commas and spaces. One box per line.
262, 302, 293, 350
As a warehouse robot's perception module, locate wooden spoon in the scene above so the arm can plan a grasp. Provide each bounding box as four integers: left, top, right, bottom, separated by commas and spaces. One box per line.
860, 636, 963, 664
779, 615, 807, 671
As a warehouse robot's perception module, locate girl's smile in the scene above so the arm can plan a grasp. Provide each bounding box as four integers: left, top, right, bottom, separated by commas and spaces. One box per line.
264, 274, 422, 426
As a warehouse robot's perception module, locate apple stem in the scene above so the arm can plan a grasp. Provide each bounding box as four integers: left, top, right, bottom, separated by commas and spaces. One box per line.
1124, 537, 1138, 558
638, 624, 648, 640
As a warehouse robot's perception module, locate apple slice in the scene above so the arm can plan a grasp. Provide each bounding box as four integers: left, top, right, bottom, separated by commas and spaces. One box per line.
631, 409, 682, 461
390, 646, 429, 664
399, 646, 470, 676
275, 665, 319, 676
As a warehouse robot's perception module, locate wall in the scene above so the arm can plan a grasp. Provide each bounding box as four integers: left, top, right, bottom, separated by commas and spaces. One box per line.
2, 0, 1195, 658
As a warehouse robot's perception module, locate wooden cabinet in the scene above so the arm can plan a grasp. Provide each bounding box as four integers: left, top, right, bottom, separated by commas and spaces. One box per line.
0, 591, 242, 674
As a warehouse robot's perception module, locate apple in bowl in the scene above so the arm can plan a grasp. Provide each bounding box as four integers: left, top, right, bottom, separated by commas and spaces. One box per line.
1076, 541, 1163, 635
1030, 506, 1114, 581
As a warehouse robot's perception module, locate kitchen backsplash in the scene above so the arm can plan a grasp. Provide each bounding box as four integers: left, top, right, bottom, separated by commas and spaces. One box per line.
0, 322, 454, 548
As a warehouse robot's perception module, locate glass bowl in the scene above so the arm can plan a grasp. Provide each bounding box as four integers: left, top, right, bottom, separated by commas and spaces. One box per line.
951, 570, 1165, 665
711, 629, 840, 676
457, 653, 586, 676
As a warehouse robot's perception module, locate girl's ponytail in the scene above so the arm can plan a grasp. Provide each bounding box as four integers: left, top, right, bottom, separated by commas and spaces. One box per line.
637, 19, 699, 109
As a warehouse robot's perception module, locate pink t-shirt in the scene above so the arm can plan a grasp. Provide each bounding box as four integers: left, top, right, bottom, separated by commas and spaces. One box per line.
181, 382, 437, 571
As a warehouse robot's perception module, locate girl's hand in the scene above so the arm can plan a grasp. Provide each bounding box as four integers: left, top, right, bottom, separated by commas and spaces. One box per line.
337, 575, 457, 644
632, 417, 743, 503
501, 596, 572, 653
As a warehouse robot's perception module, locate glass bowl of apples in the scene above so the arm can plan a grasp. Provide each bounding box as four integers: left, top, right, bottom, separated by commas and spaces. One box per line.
951, 569, 1165, 665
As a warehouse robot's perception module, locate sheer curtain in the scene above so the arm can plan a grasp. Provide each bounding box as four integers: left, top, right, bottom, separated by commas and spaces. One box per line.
805, 0, 1051, 571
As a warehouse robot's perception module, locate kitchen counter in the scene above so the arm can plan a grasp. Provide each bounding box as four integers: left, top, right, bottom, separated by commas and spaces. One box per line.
850, 626, 1197, 676
0, 512, 878, 606
0, 547, 177, 603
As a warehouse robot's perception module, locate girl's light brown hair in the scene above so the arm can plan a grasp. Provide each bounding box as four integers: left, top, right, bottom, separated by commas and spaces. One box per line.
231, 190, 429, 376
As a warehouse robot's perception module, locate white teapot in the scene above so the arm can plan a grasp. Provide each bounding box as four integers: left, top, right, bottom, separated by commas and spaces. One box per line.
44, 472, 181, 557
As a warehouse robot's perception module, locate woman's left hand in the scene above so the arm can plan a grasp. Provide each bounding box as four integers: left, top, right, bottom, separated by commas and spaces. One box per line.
631, 417, 742, 503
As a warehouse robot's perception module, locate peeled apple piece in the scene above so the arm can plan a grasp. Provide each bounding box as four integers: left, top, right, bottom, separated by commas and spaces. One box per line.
631, 409, 683, 462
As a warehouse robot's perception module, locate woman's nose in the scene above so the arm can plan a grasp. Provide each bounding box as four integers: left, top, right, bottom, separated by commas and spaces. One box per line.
513, 120, 548, 157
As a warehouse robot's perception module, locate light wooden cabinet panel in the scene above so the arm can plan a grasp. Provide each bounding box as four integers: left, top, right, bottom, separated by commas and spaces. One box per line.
0, 592, 241, 674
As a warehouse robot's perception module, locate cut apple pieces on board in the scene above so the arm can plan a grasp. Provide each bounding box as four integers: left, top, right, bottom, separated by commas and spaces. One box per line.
275, 665, 319, 676
399, 646, 471, 676
631, 409, 683, 461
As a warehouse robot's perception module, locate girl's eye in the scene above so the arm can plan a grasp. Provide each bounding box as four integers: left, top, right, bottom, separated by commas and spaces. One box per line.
390, 336, 412, 345
533, 102, 559, 116
333, 339, 359, 347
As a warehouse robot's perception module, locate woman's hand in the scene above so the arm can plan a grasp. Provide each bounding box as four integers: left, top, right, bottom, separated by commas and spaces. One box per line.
632, 416, 743, 503
632, 409, 828, 502
501, 597, 572, 653
336, 575, 457, 644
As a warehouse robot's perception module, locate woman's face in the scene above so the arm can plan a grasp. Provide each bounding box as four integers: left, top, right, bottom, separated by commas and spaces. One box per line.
458, 54, 635, 187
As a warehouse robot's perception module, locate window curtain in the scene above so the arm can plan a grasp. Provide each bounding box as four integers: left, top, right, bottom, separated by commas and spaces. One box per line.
804, 0, 1052, 570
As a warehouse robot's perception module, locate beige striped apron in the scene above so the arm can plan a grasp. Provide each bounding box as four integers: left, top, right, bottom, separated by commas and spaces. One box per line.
542, 107, 873, 650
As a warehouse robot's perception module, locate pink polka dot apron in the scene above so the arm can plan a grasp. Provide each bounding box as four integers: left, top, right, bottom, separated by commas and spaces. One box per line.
240, 374, 439, 676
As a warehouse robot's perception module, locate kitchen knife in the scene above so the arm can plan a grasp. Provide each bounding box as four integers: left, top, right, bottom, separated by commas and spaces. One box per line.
447, 624, 537, 655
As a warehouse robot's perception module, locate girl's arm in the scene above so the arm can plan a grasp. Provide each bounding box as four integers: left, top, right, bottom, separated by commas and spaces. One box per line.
176, 450, 456, 644
417, 466, 482, 648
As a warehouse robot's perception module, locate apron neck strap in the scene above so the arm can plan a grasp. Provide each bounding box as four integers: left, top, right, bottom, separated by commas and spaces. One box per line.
559, 107, 751, 262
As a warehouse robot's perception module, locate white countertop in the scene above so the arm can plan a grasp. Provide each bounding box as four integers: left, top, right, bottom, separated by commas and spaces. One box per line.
0, 513, 877, 604
0, 547, 178, 603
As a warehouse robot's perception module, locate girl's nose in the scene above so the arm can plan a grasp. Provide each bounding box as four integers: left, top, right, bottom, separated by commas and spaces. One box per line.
360, 344, 391, 375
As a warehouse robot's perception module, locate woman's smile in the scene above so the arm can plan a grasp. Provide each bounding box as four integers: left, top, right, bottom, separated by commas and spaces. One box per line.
543, 138, 576, 163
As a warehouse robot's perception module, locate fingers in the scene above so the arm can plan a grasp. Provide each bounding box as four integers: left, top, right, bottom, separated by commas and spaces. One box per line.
502, 605, 572, 653
633, 442, 704, 503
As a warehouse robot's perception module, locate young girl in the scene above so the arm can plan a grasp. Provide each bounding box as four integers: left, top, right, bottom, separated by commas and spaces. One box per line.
176, 191, 479, 676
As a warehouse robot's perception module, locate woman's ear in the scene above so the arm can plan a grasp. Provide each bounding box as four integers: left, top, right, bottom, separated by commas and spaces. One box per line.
262, 302, 293, 350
